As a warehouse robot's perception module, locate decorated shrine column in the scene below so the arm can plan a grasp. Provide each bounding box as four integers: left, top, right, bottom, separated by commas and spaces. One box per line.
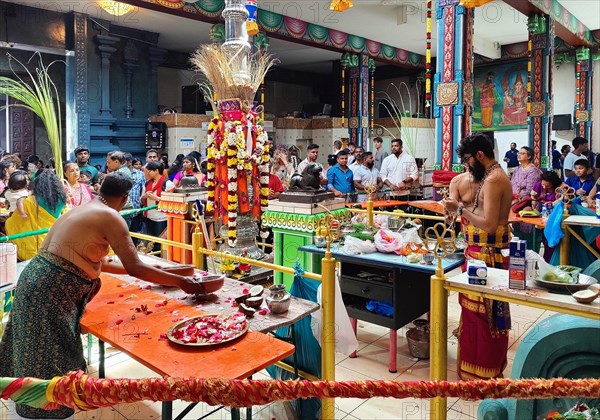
433, 0, 475, 171
574, 47, 593, 142
343, 53, 372, 148
527, 14, 553, 167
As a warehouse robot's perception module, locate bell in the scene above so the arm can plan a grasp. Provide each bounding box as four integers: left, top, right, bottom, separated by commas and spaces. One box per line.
176, 174, 203, 193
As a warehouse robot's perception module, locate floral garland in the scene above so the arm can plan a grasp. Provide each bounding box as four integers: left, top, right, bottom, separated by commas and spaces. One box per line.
205, 118, 220, 213
205, 115, 271, 246
256, 126, 270, 239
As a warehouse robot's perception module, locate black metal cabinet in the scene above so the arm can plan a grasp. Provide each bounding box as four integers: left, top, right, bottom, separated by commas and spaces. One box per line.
339, 260, 431, 330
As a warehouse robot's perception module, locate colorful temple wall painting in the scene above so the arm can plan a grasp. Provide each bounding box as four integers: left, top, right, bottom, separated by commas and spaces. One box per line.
472, 62, 529, 131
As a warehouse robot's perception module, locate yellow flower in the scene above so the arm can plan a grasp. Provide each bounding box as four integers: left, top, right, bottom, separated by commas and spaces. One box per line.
227, 158, 237, 167
206, 203, 214, 212
260, 188, 269, 196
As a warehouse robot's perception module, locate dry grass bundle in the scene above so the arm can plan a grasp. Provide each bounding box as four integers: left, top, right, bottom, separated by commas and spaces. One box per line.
190, 44, 278, 107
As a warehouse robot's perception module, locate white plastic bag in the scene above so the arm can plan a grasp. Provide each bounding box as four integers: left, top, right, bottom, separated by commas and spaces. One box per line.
374, 229, 403, 253
311, 274, 359, 356
398, 227, 423, 249
342, 236, 377, 254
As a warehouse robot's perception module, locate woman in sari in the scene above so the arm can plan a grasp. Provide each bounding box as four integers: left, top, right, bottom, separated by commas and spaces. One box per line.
171, 154, 204, 189
510, 146, 542, 250
5, 170, 67, 260
63, 162, 94, 208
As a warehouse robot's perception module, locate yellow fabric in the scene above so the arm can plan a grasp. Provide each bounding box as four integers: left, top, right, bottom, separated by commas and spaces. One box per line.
460, 0, 494, 7
246, 21, 259, 36
5, 196, 58, 260
330, 0, 353, 12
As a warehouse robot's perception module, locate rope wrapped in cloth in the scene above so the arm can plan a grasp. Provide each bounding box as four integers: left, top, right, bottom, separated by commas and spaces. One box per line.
1, 371, 599, 411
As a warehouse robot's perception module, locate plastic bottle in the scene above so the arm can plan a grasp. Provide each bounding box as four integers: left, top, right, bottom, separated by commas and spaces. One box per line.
541, 203, 549, 223
596, 192, 600, 219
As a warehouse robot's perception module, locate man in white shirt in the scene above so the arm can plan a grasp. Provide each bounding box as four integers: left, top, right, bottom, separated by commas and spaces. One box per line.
563, 136, 589, 178
379, 138, 418, 199
297, 144, 326, 185
353, 152, 382, 202
348, 146, 363, 172
372, 137, 389, 171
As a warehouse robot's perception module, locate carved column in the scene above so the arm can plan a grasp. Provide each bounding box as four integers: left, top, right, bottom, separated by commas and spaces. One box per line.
68, 12, 89, 151
95, 34, 119, 117
433, 0, 474, 171
148, 46, 167, 115
527, 14, 552, 167
345, 53, 369, 148
574, 46, 593, 142
122, 39, 139, 119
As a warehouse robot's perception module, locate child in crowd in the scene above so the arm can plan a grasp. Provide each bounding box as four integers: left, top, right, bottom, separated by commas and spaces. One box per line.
5, 171, 29, 218
79, 170, 92, 186
565, 158, 595, 197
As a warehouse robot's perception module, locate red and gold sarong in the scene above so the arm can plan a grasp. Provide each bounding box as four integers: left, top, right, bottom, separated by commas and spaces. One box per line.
458, 223, 511, 380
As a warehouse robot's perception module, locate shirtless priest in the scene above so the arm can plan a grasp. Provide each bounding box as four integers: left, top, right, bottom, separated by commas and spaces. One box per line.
443, 134, 513, 381
0, 172, 205, 419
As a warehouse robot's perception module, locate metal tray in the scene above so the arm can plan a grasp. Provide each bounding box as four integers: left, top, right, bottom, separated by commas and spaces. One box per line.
167, 313, 249, 347
534, 273, 597, 294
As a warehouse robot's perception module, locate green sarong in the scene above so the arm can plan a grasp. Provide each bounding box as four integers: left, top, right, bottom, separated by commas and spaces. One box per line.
0, 250, 100, 419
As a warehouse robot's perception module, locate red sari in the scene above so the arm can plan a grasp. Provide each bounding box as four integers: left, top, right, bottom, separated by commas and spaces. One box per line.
458, 223, 512, 380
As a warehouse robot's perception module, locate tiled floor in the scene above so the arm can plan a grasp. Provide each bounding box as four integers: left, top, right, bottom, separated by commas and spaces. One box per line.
0, 279, 555, 420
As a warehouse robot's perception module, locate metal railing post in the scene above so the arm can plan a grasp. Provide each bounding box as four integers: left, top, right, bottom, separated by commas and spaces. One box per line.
320, 244, 336, 420
430, 261, 448, 420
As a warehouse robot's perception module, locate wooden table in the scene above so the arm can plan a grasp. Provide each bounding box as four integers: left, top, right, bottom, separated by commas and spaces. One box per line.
300, 244, 464, 372
81, 272, 317, 420
347, 200, 409, 210
561, 215, 600, 265
445, 267, 599, 317
408, 200, 445, 215
429, 267, 599, 419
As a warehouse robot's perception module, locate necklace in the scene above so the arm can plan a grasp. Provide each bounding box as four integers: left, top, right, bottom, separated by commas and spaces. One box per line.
472, 162, 501, 211
97, 195, 110, 206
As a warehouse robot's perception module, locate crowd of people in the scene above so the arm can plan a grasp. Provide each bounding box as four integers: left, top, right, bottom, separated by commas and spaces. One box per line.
270, 137, 419, 203
505, 136, 599, 257
0, 147, 209, 257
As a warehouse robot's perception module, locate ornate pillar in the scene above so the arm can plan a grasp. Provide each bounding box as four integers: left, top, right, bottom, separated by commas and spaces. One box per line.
345, 53, 369, 148
527, 14, 552, 168
68, 12, 89, 151
122, 39, 139, 119
95, 34, 119, 117
433, 0, 474, 171
574, 46, 593, 142
148, 46, 167, 115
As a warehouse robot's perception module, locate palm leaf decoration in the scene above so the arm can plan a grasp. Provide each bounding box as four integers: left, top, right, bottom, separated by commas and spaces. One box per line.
0, 52, 63, 178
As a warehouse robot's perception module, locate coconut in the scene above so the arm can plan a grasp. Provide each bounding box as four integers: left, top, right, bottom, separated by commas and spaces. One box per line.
246, 296, 264, 309
249, 285, 264, 297
588, 283, 600, 295
572, 289, 598, 304
238, 303, 256, 317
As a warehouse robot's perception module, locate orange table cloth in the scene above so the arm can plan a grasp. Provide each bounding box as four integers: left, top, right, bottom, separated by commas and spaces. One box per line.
508, 211, 546, 229
81, 275, 294, 379
408, 200, 445, 215
347, 200, 409, 210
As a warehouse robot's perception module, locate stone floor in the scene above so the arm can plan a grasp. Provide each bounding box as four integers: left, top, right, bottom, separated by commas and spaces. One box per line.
0, 274, 557, 420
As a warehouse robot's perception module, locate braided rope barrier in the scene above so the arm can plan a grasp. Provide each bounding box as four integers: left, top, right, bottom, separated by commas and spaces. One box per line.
1, 371, 599, 411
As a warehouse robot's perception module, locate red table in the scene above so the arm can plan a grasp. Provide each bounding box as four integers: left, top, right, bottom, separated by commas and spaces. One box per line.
81, 275, 295, 419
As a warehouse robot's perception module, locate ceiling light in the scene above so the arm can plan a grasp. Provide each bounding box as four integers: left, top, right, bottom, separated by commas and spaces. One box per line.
99, 1, 135, 16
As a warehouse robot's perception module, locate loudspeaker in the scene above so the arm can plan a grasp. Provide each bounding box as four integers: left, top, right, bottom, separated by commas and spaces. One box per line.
145, 122, 166, 150
182, 85, 207, 114
552, 114, 572, 131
